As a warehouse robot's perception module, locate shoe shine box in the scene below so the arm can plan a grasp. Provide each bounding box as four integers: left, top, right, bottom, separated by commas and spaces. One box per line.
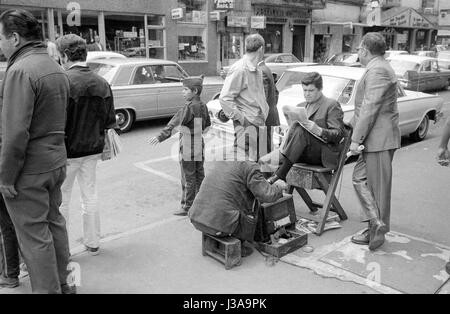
256, 195, 308, 258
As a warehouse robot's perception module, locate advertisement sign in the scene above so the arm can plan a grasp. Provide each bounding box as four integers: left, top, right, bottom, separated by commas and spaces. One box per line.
251, 16, 266, 29
227, 15, 249, 27
367, 8, 381, 26
215, 0, 234, 10
171, 8, 184, 20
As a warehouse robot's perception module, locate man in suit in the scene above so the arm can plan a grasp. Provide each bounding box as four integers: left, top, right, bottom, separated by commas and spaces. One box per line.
262, 72, 345, 184
349, 32, 401, 251
259, 61, 280, 154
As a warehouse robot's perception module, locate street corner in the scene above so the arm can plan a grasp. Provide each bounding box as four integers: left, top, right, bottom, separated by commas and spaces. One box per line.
281, 228, 450, 294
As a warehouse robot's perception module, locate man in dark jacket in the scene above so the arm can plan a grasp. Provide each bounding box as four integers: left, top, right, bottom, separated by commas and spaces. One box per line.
56, 34, 116, 256
189, 160, 287, 257
261, 72, 345, 184
0, 9, 71, 294
259, 61, 280, 154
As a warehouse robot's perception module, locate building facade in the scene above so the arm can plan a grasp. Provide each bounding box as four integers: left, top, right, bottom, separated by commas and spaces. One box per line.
438, 0, 450, 45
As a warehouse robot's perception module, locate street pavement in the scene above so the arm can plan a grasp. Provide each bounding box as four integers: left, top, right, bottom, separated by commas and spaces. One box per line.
1, 91, 450, 295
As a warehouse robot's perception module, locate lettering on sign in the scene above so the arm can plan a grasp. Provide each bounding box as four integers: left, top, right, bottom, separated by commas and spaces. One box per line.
254, 5, 309, 19
215, 0, 235, 10
227, 15, 249, 27
251, 16, 266, 29
281, 0, 326, 10
171, 8, 184, 20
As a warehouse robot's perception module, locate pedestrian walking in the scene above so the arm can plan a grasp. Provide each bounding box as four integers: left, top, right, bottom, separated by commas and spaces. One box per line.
219, 34, 268, 161
0, 9, 73, 293
149, 76, 211, 216
56, 34, 117, 256
349, 32, 401, 251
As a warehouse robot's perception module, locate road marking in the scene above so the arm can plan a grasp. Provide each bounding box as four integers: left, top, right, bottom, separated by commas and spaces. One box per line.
70, 216, 184, 256
134, 162, 180, 183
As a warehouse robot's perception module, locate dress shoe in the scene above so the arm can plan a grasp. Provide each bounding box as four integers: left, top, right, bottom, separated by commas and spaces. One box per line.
351, 229, 370, 245
61, 284, 77, 294
267, 174, 280, 185
369, 219, 388, 251
0, 275, 19, 288
173, 209, 188, 216
241, 245, 254, 258
85, 246, 100, 256
445, 261, 450, 275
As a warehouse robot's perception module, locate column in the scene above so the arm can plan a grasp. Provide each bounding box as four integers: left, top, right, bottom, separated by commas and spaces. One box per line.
57, 10, 63, 37
47, 8, 55, 41
410, 29, 417, 52
307, 24, 314, 62
98, 12, 106, 51
144, 14, 149, 58
426, 29, 433, 48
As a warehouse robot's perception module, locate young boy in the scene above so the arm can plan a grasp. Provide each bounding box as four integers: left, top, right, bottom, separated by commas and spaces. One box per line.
150, 76, 211, 216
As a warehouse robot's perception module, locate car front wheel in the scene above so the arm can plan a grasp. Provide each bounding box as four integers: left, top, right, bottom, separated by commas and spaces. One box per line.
410, 115, 429, 142
115, 109, 134, 133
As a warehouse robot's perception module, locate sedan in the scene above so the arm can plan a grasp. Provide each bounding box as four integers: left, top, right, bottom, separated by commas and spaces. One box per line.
324, 52, 360, 67
221, 53, 316, 81
88, 58, 224, 132
207, 65, 443, 146
388, 55, 450, 92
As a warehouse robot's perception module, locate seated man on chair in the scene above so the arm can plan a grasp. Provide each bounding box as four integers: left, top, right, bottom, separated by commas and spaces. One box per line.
188, 155, 287, 258
262, 72, 346, 184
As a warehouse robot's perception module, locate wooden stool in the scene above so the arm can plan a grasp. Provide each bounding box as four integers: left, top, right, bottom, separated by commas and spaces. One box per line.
202, 233, 242, 270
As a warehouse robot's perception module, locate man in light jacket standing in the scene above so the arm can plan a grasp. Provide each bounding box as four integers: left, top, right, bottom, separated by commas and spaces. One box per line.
349, 32, 401, 251
219, 34, 268, 161
56, 34, 117, 256
0, 9, 72, 293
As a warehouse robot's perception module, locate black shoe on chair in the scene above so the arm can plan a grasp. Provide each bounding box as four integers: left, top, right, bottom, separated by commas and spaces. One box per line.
267, 174, 280, 185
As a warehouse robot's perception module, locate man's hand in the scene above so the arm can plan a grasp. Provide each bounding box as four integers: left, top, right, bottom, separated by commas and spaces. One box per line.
349, 142, 362, 155
273, 180, 288, 192
149, 137, 160, 145
0, 185, 18, 198
301, 120, 322, 136
437, 147, 450, 166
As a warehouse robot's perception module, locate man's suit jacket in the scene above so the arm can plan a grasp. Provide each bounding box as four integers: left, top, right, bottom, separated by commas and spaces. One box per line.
259, 62, 280, 127
351, 56, 401, 152
304, 95, 345, 169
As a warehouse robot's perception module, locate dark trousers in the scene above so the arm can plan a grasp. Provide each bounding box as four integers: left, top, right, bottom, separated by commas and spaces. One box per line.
180, 160, 205, 212
0, 195, 20, 279
4, 166, 70, 294
352, 150, 395, 231
276, 123, 322, 179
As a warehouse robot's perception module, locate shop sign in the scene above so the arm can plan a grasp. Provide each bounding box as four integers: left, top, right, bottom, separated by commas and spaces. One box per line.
227, 15, 249, 27
387, 11, 409, 27
410, 10, 431, 28
251, 16, 266, 29
253, 5, 309, 19
210, 11, 226, 21
171, 8, 184, 20
123, 31, 137, 38
281, 0, 326, 10
214, 0, 234, 10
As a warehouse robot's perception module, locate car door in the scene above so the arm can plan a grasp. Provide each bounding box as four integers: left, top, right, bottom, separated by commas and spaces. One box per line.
430, 60, 447, 90
418, 60, 435, 91
152, 64, 187, 116
395, 84, 417, 134
121, 65, 158, 119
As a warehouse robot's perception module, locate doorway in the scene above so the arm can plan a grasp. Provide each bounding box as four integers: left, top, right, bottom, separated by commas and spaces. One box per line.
292, 25, 306, 61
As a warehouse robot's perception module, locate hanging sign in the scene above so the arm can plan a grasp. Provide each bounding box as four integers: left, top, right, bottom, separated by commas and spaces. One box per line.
171, 8, 184, 20
251, 16, 266, 29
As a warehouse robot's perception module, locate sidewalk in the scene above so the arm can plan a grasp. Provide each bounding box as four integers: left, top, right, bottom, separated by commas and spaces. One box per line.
1, 125, 450, 294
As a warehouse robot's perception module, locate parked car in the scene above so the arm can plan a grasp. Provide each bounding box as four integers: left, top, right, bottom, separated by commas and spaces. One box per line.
387, 55, 450, 92
207, 65, 443, 145
384, 50, 408, 59
121, 47, 146, 58
87, 58, 224, 132
221, 53, 316, 81
412, 50, 436, 58
324, 52, 360, 67
86, 51, 126, 62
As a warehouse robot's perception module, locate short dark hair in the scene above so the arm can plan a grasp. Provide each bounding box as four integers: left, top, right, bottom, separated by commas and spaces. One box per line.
245, 34, 264, 53
55, 34, 87, 62
301, 72, 323, 90
361, 32, 386, 56
189, 86, 203, 96
0, 9, 41, 41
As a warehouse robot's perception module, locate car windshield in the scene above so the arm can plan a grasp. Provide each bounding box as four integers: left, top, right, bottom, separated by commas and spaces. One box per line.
89, 63, 118, 84
388, 59, 419, 75
277, 71, 354, 104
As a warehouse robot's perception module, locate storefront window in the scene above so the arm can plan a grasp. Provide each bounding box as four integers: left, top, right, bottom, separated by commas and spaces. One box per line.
178, 26, 207, 61
104, 14, 145, 57
258, 24, 283, 54
61, 10, 99, 45
416, 30, 427, 50
177, 0, 207, 24
147, 15, 166, 59
222, 33, 244, 67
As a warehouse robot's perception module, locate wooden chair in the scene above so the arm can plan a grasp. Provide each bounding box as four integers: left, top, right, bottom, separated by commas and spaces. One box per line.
285, 126, 352, 235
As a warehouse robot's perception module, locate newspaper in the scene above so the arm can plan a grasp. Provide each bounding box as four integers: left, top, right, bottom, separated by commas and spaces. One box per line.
282, 106, 326, 143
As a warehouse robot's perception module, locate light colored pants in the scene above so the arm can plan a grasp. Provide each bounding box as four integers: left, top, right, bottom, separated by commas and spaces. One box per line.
60, 154, 101, 249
